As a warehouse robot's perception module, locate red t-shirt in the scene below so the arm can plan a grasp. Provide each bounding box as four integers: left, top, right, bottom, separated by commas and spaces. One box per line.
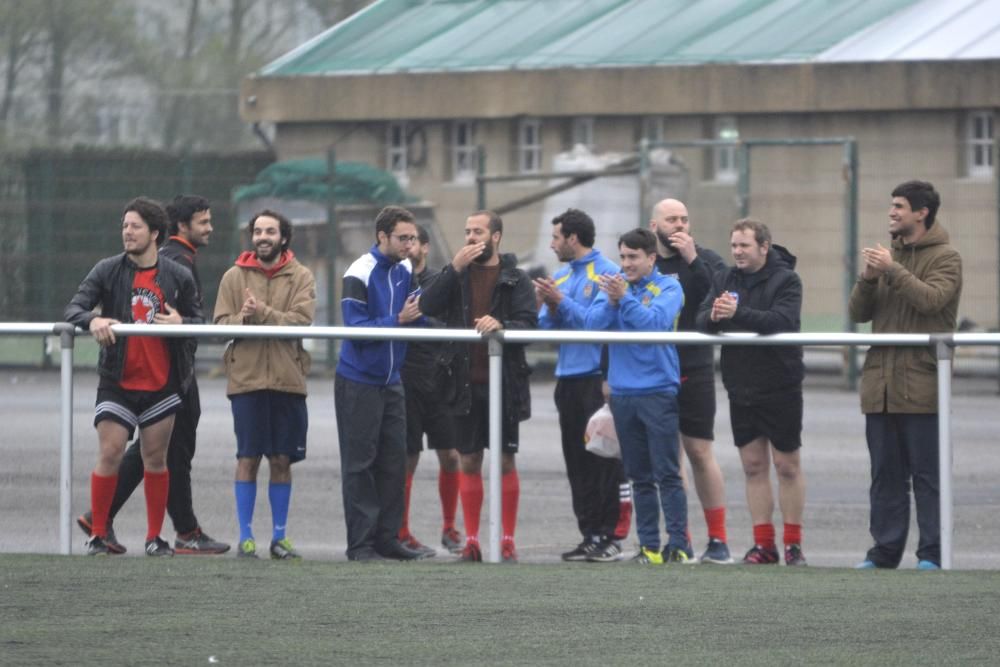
120, 267, 171, 391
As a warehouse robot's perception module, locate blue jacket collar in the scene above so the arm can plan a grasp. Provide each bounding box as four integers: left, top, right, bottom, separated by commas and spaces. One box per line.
569, 249, 601, 269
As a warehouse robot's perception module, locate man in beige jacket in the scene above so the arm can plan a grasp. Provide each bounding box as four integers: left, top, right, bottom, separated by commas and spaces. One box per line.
849, 180, 962, 571
214, 209, 316, 560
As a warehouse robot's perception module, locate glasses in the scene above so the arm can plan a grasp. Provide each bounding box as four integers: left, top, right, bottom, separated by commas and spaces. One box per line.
392, 234, 418, 244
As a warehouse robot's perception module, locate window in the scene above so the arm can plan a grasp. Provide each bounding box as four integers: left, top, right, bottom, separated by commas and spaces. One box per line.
571, 116, 595, 150
518, 118, 543, 174
713, 115, 739, 182
451, 120, 478, 183
641, 115, 665, 144
387, 121, 407, 175
966, 111, 994, 178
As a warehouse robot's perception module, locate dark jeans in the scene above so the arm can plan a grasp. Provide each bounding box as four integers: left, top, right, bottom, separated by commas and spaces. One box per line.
108, 379, 201, 535
335, 374, 407, 558
555, 376, 624, 541
865, 413, 940, 567
610, 391, 686, 551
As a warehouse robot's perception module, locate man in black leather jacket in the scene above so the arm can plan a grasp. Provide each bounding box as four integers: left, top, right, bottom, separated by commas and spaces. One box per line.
419, 210, 536, 563
65, 196, 203, 557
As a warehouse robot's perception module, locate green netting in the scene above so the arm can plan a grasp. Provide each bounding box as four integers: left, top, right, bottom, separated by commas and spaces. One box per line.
233, 158, 415, 205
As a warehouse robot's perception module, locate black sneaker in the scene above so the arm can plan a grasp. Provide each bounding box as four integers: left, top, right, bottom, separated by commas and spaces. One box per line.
561, 539, 600, 562
665, 546, 693, 564
175, 528, 231, 555
700, 538, 735, 564
784, 543, 807, 566
145, 536, 175, 557
270, 537, 302, 560
586, 539, 624, 563
77, 512, 126, 555
86, 535, 110, 556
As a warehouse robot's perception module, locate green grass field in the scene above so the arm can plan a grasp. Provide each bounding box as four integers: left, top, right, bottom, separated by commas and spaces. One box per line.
3, 556, 999, 665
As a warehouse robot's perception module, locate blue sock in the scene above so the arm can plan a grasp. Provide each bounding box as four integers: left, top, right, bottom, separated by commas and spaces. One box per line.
269, 482, 292, 542
235, 480, 256, 543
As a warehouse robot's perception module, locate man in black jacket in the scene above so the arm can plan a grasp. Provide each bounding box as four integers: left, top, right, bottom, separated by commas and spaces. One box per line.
419, 210, 537, 563
76, 195, 229, 555
65, 196, 204, 556
650, 198, 732, 564
696, 218, 807, 567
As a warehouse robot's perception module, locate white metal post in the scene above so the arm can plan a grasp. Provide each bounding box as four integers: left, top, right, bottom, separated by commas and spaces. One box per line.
936, 337, 954, 570
487, 335, 503, 563
58, 325, 75, 555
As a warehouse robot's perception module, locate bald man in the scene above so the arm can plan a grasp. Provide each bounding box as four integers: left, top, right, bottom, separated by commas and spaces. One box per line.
649, 198, 732, 564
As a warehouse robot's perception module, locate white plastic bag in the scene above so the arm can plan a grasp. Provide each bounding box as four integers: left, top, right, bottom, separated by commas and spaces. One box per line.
584, 403, 620, 459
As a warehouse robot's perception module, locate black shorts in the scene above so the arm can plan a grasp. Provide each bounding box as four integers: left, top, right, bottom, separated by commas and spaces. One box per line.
729, 391, 802, 453
453, 383, 519, 455
678, 368, 715, 441
230, 390, 308, 463
94, 384, 182, 440
405, 382, 457, 454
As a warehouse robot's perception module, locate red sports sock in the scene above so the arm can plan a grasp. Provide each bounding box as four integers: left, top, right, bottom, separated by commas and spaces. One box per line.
143, 470, 170, 541
501, 469, 520, 540
90, 472, 117, 539
783, 522, 802, 547
613, 483, 632, 540
459, 472, 483, 541
704, 506, 727, 543
439, 469, 459, 531
752, 522, 776, 550
398, 472, 414, 540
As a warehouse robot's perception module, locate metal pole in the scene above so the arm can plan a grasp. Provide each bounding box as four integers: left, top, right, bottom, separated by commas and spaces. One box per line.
936, 336, 954, 570
844, 139, 860, 390
58, 324, 75, 555
638, 137, 650, 228
737, 142, 750, 218
487, 334, 503, 563
326, 147, 338, 368
476, 145, 487, 211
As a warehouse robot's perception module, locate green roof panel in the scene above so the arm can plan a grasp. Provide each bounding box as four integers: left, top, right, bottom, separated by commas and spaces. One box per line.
260, 0, 924, 76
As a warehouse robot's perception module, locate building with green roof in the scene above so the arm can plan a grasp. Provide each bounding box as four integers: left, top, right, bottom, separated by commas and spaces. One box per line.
242, 0, 1000, 329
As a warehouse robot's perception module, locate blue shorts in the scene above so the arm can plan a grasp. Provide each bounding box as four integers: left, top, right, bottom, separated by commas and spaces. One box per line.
230, 390, 308, 463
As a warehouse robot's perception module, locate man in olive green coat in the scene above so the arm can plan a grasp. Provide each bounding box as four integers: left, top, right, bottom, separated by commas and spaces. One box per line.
848, 180, 962, 571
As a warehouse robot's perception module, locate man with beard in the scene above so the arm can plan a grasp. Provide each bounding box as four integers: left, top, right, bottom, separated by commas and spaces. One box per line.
649, 198, 732, 564
535, 208, 632, 563
585, 228, 687, 564
65, 196, 203, 556
214, 210, 316, 560
850, 181, 962, 571
335, 206, 428, 562
397, 224, 463, 556
76, 195, 229, 555
419, 210, 537, 563
696, 219, 807, 566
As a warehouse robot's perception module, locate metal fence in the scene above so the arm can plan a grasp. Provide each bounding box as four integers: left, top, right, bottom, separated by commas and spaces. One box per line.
3, 321, 995, 569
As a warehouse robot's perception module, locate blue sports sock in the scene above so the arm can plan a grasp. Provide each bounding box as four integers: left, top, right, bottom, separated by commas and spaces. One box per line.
269, 482, 292, 542
235, 480, 256, 543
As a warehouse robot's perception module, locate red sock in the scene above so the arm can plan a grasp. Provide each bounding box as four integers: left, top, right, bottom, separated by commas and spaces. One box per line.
501, 469, 519, 540
439, 469, 459, 531
143, 470, 170, 541
783, 522, 802, 547
90, 472, 117, 539
704, 506, 727, 543
459, 472, 483, 541
399, 472, 414, 540
613, 482, 632, 540
753, 522, 776, 550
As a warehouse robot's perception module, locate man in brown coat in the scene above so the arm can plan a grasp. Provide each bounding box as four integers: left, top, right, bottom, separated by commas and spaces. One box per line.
849, 180, 962, 571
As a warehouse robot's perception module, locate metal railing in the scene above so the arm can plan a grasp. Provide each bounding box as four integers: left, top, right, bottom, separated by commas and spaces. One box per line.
3, 322, 997, 569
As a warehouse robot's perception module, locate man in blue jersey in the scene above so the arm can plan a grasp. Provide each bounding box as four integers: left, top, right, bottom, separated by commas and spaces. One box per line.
335, 205, 427, 562
535, 208, 631, 563
585, 228, 687, 564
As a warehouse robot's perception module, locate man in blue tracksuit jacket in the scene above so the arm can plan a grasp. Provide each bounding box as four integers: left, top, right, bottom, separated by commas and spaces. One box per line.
335, 205, 427, 562
536, 208, 631, 563
585, 227, 687, 564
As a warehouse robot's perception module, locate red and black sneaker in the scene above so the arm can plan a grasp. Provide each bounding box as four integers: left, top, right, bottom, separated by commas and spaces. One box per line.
742, 544, 780, 565
501, 538, 518, 564
77, 512, 126, 555
784, 543, 808, 566
459, 540, 482, 563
